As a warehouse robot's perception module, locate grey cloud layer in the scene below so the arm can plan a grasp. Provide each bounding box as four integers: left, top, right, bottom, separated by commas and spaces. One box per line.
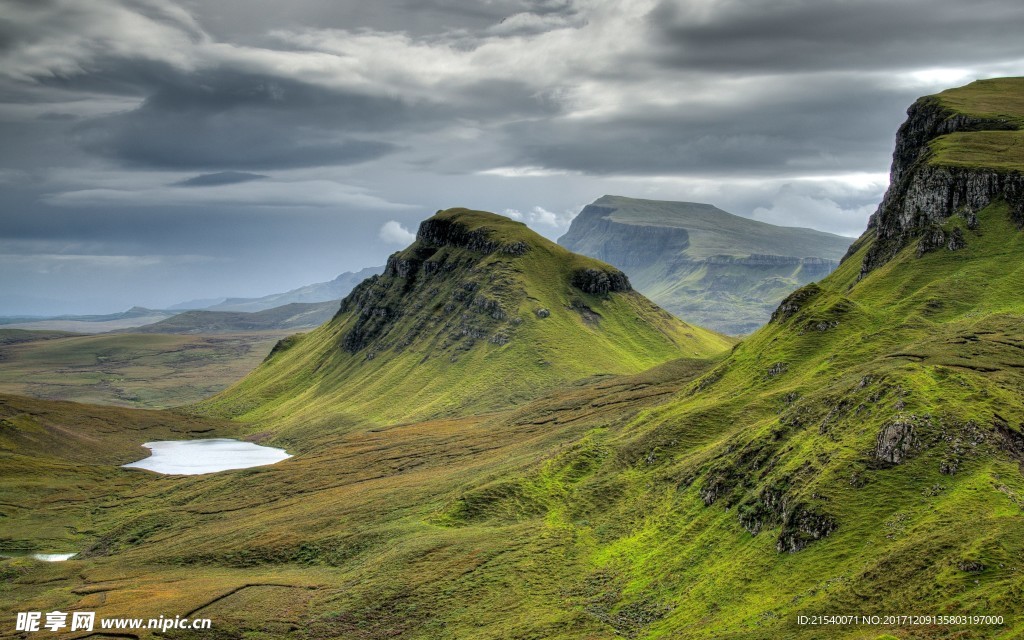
650, 0, 1024, 73
4, 0, 1022, 177
1, 0, 1022, 313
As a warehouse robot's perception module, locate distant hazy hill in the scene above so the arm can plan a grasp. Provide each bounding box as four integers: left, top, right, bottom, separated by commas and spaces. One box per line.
558, 195, 853, 334
126, 301, 339, 334
191, 266, 385, 313
0, 306, 176, 333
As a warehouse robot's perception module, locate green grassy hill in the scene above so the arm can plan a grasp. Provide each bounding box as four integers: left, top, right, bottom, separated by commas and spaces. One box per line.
2, 79, 1024, 640
201, 208, 733, 433
558, 196, 853, 335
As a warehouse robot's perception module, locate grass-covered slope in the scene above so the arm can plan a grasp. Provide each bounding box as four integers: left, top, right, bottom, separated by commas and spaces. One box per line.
929, 77, 1024, 171
5, 201, 1022, 639
558, 196, 852, 334
0, 393, 237, 552
202, 208, 733, 430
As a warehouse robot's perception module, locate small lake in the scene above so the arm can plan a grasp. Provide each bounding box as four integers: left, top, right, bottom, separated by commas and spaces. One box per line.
0, 551, 76, 562
122, 438, 291, 475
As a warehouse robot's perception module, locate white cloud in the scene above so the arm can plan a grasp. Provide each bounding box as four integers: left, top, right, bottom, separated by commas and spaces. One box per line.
478, 166, 578, 178
504, 206, 578, 235
752, 191, 877, 238
378, 220, 416, 245
0, 252, 220, 275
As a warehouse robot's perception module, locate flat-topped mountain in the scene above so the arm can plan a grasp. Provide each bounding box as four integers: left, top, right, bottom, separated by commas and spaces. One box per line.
558, 195, 852, 334
204, 208, 733, 431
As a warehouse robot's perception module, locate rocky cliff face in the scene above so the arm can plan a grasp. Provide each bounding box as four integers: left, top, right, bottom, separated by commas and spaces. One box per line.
416, 217, 530, 257
337, 212, 634, 357
558, 198, 850, 335
558, 204, 691, 268
858, 96, 1024, 275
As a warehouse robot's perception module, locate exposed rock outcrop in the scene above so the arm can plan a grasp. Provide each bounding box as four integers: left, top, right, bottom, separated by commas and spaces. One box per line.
770, 284, 822, 323
417, 218, 530, 256
777, 507, 838, 553
558, 204, 691, 268
874, 419, 918, 464
558, 196, 851, 334
571, 268, 632, 295
858, 96, 1024, 276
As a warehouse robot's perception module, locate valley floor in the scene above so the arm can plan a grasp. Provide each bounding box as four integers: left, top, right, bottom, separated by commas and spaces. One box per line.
0, 330, 289, 408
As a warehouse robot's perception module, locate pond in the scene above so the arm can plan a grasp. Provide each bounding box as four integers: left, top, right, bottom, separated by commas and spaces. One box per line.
0, 551, 76, 562
122, 438, 292, 475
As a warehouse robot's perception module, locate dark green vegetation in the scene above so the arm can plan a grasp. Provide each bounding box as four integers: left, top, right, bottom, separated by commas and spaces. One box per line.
0, 330, 288, 408
3, 79, 1024, 639
0, 329, 78, 346
558, 195, 852, 335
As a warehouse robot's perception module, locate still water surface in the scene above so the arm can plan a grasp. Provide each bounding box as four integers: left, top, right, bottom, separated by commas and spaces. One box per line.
0, 551, 76, 561
122, 438, 291, 475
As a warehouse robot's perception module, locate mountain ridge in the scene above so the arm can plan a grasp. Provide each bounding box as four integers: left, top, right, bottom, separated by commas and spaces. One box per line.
121, 301, 339, 334
202, 266, 385, 313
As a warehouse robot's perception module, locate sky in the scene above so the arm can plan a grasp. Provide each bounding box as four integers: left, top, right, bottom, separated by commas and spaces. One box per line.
1, 0, 1023, 314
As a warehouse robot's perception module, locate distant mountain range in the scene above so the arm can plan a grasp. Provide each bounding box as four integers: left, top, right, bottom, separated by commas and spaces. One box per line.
172, 265, 384, 313
0, 306, 178, 333
558, 195, 853, 334
1, 266, 384, 334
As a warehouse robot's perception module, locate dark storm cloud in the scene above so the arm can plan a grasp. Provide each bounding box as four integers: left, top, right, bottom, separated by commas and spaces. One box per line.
188, 0, 577, 41
649, 0, 1024, 73
174, 171, 267, 187
2, 0, 1023, 315
503, 76, 919, 176
72, 70, 407, 169
67, 69, 560, 170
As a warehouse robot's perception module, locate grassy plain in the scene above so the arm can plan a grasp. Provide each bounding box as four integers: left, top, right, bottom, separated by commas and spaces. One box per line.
0, 330, 286, 408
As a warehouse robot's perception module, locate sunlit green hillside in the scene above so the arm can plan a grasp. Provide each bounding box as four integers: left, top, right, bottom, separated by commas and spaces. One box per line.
202, 208, 732, 437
